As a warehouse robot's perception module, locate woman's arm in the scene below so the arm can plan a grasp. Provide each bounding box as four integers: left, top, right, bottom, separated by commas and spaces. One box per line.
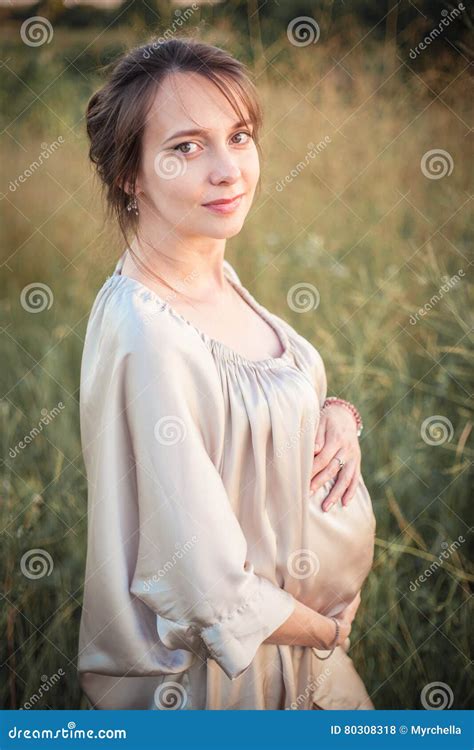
264, 598, 352, 649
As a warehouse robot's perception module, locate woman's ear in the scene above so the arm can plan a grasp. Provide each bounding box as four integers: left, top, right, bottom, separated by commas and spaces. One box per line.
120, 177, 143, 197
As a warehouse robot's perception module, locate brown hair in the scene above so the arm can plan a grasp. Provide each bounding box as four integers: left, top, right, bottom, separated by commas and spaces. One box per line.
86, 36, 263, 296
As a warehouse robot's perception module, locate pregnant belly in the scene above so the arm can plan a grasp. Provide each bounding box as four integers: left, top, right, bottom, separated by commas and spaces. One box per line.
296, 474, 376, 617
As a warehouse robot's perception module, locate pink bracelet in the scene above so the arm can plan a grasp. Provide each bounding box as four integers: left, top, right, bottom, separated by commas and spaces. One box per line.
321, 397, 363, 437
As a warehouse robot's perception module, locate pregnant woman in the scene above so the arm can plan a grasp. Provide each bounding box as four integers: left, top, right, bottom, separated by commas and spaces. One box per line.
78, 37, 376, 711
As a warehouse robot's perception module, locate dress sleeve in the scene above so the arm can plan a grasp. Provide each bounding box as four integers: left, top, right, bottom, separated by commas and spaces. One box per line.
124, 315, 296, 681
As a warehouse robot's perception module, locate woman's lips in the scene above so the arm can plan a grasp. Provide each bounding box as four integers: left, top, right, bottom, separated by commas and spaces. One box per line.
202, 194, 244, 214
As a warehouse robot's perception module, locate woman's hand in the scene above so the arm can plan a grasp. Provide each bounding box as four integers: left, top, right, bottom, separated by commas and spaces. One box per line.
337, 590, 362, 626
333, 591, 362, 650
310, 405, 361, 512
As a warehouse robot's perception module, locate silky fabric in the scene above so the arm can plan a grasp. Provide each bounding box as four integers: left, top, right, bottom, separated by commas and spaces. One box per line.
78, 250, 376, 710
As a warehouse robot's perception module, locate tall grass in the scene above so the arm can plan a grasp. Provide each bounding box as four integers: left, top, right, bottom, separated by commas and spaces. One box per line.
1, 23, 472, 709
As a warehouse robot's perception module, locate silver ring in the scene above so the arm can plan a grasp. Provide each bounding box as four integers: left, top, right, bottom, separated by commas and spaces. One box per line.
334, 456, 345, 471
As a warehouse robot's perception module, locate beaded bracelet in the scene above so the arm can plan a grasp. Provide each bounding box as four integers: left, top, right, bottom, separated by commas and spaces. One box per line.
321, 397, 363, 437
311, 616, 340, 660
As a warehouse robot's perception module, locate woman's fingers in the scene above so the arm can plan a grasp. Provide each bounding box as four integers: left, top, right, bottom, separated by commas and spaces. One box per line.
309, 462, 340, 495
310, 448, 357, 512
321, 464, 353, 512
310, 440, 340, 490
341, 464, 361, 506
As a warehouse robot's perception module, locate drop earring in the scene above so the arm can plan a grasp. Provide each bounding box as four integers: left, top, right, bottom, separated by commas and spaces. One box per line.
126, 194, 139, 216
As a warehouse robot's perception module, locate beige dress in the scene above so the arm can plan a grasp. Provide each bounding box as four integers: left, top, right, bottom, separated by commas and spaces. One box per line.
78, 250, 377, 710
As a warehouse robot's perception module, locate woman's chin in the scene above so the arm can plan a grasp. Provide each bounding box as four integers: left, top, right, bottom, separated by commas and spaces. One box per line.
202, 221, 246, 240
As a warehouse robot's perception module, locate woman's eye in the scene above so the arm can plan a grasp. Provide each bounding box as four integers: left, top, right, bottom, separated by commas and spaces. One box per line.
172, 131, 253, 155
232, 131, 253, 144
173, 142, 198, 155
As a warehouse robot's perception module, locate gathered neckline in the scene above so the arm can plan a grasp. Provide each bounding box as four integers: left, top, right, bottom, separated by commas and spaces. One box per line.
106, 252, 293, 370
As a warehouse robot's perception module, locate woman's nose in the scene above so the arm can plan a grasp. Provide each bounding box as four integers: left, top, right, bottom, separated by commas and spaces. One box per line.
209, 150, 241, 184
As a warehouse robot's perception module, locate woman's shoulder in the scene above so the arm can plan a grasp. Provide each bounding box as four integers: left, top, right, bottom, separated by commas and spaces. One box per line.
103, 257, 242, 361
80, 275, 227, 448
85, 274, 216, 374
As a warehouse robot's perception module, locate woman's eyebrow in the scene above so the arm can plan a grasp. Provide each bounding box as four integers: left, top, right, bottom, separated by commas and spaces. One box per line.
162, 119, 252, 145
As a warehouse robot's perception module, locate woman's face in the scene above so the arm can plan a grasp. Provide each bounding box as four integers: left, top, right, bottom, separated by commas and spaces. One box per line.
135, 71, 260, 241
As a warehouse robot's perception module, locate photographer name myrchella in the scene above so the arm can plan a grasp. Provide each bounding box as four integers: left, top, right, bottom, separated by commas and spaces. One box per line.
411, 725, 462, 736
330, 724, 462, 736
